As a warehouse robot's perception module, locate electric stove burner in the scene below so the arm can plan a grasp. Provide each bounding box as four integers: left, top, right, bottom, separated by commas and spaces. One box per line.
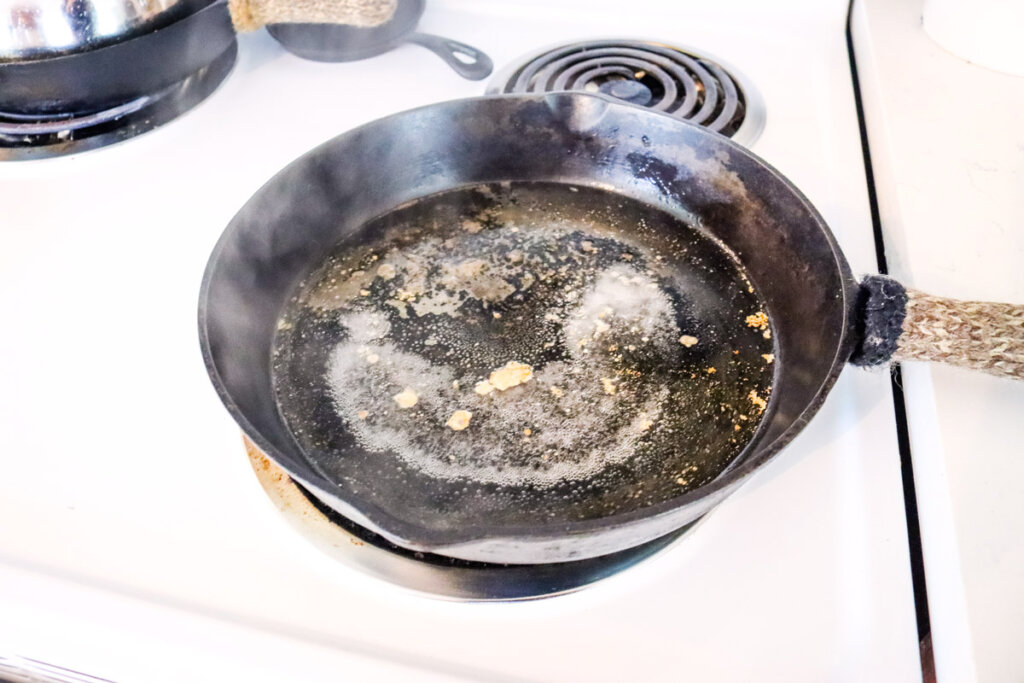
244, 438, 697, 601
0, 45, 236, 161
488, 40, 765, 146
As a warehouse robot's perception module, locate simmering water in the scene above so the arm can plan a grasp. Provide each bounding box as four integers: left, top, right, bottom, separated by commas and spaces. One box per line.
272, 182, 774, 517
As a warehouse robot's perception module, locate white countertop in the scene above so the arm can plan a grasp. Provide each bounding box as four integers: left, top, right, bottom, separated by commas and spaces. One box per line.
0, 1, 921, 680
852, 0, 1024, 681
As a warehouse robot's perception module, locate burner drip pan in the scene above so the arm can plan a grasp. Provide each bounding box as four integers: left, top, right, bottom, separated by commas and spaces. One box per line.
0, 44, 236, 161
244, 437, 696, 601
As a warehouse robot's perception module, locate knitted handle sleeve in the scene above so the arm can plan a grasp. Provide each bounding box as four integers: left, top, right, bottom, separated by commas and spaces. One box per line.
229, 0, 397, 32
852, 275, 1024, 380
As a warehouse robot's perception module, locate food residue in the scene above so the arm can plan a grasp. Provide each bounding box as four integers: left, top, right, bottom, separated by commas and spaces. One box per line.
488, 361, 533, 391
601, 377, 617, 395
678, 335, 699, 348
748, 390, 768, 413
393, 388, 419, 408
447, 410, 472, 431
357, 410, 369, 420
762, 353, 774, 364
745, 311, 769, 331
474, 380, 496, 396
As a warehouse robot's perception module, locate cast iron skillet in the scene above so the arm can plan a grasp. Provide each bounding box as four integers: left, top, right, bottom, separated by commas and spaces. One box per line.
199, 93, 1021, 564
267, 0, 493, 80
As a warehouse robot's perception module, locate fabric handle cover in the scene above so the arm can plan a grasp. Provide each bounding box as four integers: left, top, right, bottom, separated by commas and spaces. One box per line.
229, 0, 397, 32
853, 275, 1024, 380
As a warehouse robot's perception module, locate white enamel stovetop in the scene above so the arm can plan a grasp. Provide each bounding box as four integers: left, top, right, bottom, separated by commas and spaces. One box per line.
0, 1, 922, 680
854, 0, 1024, 680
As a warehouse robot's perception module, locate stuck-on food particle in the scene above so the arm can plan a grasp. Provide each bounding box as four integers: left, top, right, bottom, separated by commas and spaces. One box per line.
447, 410, 472, 431
550, 386, 564, 398
523, 428, 532, 436
679, 335, 698, 348
376, 263, 396, 280
746, 311, 769, 331
492, 311, 502, 319
706, 367, 717, 374
601, 377, 617, 395
393, 388, 419, 408
748, 390, 767, 413
357, 410, 369, 420
489, 361, 534, 390
762, 353, 774, 363
474, 380, 496, 396
675, 477, 688, 486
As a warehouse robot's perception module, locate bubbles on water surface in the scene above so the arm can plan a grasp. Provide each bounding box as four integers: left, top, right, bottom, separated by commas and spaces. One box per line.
272, 182, 775, 499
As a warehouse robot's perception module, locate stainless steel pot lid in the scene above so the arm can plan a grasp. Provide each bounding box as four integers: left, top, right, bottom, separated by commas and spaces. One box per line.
0, 0, 198, 60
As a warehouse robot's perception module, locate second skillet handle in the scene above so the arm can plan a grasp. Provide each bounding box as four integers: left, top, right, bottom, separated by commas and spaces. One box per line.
229, 0, 397, 32
406, 33, 494, 80
853, 275, 1024, 380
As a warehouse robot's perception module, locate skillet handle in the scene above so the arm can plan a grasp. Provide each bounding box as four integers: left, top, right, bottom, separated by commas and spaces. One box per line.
852, 275, 1024, 380
229, 0, 397, 32
406, 33, 494, 80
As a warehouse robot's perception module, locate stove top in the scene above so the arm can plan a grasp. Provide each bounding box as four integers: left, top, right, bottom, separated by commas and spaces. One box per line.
0, 1, 922, 680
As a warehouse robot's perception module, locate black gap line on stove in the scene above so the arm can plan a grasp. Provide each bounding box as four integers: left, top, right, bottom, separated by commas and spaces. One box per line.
846, 1, 935, 676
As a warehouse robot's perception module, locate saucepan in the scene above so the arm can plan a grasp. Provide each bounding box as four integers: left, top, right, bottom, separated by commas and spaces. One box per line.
267, 0, 492, 80
199, 93, 1023, 564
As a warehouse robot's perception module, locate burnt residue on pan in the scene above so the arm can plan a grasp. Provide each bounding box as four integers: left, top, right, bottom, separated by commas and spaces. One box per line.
271, 182, 774, 530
